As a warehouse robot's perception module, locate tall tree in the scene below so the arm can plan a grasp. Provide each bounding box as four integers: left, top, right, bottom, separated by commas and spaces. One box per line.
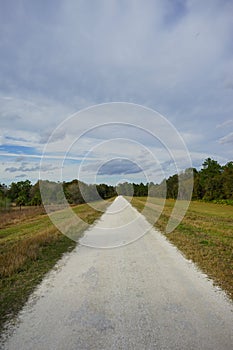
222, 162, 233, 199
200, 158, 222, 200
8, 180, 32, 206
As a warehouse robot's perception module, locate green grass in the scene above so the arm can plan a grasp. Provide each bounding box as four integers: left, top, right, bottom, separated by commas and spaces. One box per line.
0, 200, 112, 333
129, 197, 233, 300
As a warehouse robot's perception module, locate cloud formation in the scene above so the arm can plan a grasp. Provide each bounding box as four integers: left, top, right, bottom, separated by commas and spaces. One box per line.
5, 162, 58, 173
219, 132, 233, 144
98, 159, 142, 176
0, 0, 233, 183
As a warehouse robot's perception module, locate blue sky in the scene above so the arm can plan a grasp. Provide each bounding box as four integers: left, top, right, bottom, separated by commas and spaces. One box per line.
0, 0, 233, 185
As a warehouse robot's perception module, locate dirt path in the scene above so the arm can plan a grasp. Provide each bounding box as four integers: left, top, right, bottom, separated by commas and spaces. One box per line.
2, 197, 233, 349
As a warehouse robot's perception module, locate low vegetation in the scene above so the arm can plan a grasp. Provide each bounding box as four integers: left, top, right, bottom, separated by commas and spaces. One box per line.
130, 197, 233, 300
0, 200, 111, 333
0, 205, 45, 229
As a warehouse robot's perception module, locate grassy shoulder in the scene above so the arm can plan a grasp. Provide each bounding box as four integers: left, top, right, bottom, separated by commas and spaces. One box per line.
0, 206, 46, 230
130, 197, 233, 300
0, 199, 112, 333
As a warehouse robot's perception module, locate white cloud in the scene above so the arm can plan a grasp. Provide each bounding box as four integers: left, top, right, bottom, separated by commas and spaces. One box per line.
216, 120, 233, 128
219, 132, 233, 144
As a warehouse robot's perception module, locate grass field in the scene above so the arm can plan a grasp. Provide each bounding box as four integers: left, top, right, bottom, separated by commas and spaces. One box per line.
129, 197, 233, 300
0, 206, 45, 229
0, 200, 111, 332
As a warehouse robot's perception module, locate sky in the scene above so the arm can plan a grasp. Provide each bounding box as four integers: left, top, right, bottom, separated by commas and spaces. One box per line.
0, 0, 233, 186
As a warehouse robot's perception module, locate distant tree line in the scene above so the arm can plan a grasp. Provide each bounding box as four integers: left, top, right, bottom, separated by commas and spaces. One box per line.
165, 158, 233, 202
110, 158, 233, 202
0, 179, 117, 209
1, 158, 232, 210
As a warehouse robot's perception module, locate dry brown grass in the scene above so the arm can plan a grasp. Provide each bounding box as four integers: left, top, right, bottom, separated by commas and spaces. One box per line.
130, 197, 233, 300
0, 227, 58, 278
0, 206, 45, 229
0, 200, 112, 279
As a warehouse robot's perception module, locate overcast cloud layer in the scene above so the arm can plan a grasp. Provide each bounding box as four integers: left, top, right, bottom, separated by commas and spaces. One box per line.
0, 0, 233, 185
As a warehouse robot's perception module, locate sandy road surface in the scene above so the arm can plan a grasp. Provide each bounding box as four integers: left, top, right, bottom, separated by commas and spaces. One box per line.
2, 196, 233, 349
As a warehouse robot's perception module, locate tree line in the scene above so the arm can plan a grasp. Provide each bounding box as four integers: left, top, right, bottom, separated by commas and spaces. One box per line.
148, 158, 233, 202
0, 179, 117, 209
1, 158, 233, 209
165, 158, 233, 202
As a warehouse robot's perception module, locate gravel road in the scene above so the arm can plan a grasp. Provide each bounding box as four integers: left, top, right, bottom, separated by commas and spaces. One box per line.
2, 196, 233, 350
